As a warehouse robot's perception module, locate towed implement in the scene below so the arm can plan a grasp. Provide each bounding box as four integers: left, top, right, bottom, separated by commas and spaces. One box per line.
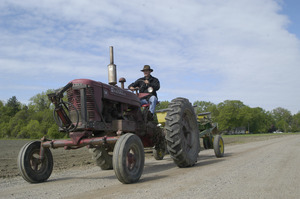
17, 46, 201, 184
197, 112, 224, 157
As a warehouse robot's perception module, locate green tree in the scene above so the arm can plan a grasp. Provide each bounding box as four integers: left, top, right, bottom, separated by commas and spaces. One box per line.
28, 90, 57, 136
8, 108, 32, 137
215, 100, 246, 132
0, 123, 9, 138
38, 109, 55, 135
26, 120, 43, 139
6, 96, 21, 117
29, 90, 54, 112
291, 112, 300, 132
272, 107, 292, 132
193, 101, 216, 115
8, 117, 25, 137
272, 107, 292, 122
0, 104, 10, 124
47, 124, 64, 139
247, 107, 271, 133
155, 101, 169, 110
265, 111, 276, 133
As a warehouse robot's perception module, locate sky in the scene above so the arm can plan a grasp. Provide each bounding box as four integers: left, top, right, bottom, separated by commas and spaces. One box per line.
0, 0, 300, 114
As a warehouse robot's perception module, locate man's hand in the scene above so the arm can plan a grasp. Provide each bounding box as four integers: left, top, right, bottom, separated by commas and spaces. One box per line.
130, 87, 139, 91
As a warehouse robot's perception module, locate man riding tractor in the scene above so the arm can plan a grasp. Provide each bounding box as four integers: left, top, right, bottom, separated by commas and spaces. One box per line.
128, 65, 160, 116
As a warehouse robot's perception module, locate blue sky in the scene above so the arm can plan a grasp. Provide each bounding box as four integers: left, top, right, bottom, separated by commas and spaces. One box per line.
0, 0, 300, 114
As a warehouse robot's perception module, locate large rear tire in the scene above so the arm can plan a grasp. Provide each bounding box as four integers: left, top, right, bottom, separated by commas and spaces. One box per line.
113, 133, 144, 184
89, 146, 113, 170
17, 141, 53, 183
165, 98, 200, 167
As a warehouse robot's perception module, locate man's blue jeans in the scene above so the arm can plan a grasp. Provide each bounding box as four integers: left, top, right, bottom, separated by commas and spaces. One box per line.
140, 95, 158, 114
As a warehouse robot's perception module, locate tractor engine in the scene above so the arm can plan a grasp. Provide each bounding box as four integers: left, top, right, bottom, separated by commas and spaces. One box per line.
63, 79, 142, 134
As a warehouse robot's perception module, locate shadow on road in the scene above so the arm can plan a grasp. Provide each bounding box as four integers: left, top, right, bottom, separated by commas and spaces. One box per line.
47, 151, 231, 184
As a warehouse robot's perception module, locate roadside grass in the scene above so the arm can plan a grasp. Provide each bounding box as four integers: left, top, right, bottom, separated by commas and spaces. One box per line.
0, 137, 35, 141
222, 132, 299, 145
223, 132, 299, 137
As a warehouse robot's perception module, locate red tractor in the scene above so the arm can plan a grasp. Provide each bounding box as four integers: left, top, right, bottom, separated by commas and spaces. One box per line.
17, 47, 200, 184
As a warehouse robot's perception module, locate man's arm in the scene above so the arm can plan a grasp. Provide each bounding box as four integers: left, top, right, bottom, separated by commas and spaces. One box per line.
150, 77, 160, 91
128, 78, 143, 90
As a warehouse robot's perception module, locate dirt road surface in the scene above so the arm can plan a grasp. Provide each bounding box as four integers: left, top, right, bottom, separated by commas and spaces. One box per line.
1, 135, 299, 199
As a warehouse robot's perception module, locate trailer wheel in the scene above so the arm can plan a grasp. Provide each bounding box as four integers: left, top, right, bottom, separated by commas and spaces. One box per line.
165, 98, 200, 167
213, 135, 224, 158
17, 141, 53, 183
89, 146, 113, 170
113, 133, 144, 184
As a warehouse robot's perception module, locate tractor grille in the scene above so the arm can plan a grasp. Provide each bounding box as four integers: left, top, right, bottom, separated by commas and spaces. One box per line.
67, 87, 95, 121
86, 87, 95, 120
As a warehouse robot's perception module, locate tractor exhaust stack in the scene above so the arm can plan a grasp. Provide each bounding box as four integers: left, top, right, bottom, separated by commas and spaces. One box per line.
107, 46, 117, 86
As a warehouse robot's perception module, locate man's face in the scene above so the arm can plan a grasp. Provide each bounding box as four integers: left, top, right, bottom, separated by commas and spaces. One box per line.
143, 70, 151, 77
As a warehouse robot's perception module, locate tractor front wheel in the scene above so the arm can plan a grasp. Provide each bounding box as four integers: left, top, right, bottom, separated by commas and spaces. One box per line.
17, 141, 53, 183
113, 133, 145, 184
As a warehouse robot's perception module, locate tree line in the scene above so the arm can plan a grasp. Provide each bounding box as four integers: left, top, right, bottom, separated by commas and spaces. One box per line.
1, 92, 299, 139
0, 90, 63, 139
157, 100, 300, 134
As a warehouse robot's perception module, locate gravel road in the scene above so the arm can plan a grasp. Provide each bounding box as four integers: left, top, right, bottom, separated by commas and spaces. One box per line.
1, 135, 299, 199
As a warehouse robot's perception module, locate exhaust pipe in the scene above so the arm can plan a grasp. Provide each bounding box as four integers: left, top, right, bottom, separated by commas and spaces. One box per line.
107, 46, 117, 86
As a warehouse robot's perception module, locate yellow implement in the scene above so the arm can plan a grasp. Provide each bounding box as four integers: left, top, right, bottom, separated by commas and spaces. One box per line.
156, 109, 168, 126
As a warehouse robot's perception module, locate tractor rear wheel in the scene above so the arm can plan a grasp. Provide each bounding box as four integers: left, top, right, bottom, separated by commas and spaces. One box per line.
213, 135, 224, 158
203, 137, 213, 149
113, 133, 144, 184
153, 143, 166, 160
153, 128, 167, 160
165, 98, 200, 167
89, 146, 113, 170
17, 141, 53, 183
153, 148, 166, 160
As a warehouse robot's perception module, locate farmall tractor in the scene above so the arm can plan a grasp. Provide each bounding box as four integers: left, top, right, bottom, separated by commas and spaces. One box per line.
17, 47, 200, 184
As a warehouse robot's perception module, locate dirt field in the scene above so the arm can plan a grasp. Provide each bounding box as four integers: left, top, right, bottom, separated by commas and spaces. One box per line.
0, 133, 294, 178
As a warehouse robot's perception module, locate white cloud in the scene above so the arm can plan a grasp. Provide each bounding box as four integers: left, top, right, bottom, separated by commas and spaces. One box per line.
0, 0, 299, 113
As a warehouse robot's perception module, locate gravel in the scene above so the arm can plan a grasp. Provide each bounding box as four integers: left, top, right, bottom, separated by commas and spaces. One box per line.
0, 134, 299, 199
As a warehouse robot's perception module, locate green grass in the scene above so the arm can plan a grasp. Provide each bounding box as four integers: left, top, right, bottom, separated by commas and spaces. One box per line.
222, 132, 299, 145
223, 132, 299, 138
0, 137, 34, 140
